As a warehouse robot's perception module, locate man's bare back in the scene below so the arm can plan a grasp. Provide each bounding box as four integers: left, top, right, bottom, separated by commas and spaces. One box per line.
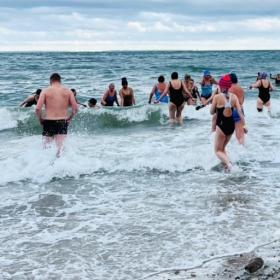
36, 73, 78, 156
37, 84, 77, 121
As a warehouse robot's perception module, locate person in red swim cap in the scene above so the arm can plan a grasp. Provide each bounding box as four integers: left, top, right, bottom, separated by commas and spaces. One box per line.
210, 74, 247, 171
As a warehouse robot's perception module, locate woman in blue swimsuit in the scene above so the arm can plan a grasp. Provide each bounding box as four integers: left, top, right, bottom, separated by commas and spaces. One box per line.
148, 75, 168, 104
101, 83, 120, 106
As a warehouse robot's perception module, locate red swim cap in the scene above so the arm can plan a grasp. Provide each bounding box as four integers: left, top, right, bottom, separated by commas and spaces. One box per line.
219, 74, 232, 90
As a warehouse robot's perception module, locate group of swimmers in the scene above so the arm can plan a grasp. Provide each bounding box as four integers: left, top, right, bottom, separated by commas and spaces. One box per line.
23, 70, 278, 169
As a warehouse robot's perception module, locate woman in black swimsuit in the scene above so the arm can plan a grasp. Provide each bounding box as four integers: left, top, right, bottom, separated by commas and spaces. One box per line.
250, 72, 273, 114
20, 89, 42, 107
119, 77, 135, 107
156, 72, 193, 124
211, 75, 247, 171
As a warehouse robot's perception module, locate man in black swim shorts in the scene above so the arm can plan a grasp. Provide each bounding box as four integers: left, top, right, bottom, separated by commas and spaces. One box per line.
36, 73, 78, 156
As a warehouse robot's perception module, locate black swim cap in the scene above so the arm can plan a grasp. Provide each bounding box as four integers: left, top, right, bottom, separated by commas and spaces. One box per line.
230, 73, 238, 83
158, 75, 164, 83
171, 72, 178, 80
121, 77, 128, 86
35, 89, 42, 95
88, 98, 97, 106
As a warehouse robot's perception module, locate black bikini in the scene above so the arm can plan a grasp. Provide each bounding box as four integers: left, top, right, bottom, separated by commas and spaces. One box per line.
169, 82, 185, 108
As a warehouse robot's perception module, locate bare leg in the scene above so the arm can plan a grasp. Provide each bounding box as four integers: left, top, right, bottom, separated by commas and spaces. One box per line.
257, 98, 264, 112
176, 103, 185, 125
169, 103, 177, 124
43, 136, 54, 149
214, 127, 233, 169
235, 120, 245, 145
54, 134, 67, 157
265, 100, 271, 116
211, 113, 217, 132
201, 97, 207, 106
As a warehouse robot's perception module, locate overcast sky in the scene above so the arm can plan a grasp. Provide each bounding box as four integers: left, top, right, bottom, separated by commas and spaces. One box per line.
0, 0, 280, 51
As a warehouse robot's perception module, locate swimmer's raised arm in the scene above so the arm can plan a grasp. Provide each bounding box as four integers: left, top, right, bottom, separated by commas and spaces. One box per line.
250, 80, 261, 89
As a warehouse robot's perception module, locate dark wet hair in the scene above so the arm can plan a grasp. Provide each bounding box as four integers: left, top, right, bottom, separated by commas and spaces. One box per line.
121, 77, 128, 86
171, 72, 178, 80
189, 78, 194, 82
88, 98, 97, 106
184, 74, 191, 80
71, 88, 77, 96
50, 73, 61, 83
230, 73, 238, 83
158, 75, 165, 83
35, 89, 42, 96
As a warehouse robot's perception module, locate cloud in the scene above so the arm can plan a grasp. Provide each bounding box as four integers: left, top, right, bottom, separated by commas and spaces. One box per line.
0, 1, 279, 50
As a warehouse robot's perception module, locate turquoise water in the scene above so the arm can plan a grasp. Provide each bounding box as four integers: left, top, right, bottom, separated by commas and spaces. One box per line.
0, 51, 280, 280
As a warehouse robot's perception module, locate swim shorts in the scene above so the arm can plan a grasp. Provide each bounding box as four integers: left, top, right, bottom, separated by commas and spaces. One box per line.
42, 119, 68, 137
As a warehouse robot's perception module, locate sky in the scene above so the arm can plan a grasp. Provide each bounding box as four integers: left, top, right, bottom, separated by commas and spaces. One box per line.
0, 0, 280, 51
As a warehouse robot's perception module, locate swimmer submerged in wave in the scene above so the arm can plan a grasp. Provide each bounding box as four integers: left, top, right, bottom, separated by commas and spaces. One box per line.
211, 74, 247, 171
148, 75, 168, 104
20, 89, 42, 107
36, 73, 78, 157
156, 72, 193, 124
250, 72, 273, 115
88, 98, 99, 108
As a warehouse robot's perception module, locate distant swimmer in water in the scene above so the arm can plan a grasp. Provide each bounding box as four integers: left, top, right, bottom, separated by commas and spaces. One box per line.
88, 98, 99, 108
250, 72, 273, 115
119, 77, 135, 107
156, 72, 193, 124
101, 83, 120, 106
184, 78, 201, 106
148, 75, 168, 104
71, 88, 87, 108
200, 70, 218, 105
20, 89, 42, 107
211, 74, 247, 171
270, 73, 280, 85
229, 73, 246, 145
36, 73, 78, 157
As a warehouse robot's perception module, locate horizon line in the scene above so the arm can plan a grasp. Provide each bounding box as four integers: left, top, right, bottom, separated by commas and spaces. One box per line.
0, 49, 279, 53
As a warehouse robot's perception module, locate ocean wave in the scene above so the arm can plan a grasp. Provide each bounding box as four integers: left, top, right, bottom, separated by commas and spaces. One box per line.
0, 105, 169, 134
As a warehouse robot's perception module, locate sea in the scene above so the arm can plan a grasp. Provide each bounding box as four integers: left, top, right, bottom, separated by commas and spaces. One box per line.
0, 51, 280, 280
